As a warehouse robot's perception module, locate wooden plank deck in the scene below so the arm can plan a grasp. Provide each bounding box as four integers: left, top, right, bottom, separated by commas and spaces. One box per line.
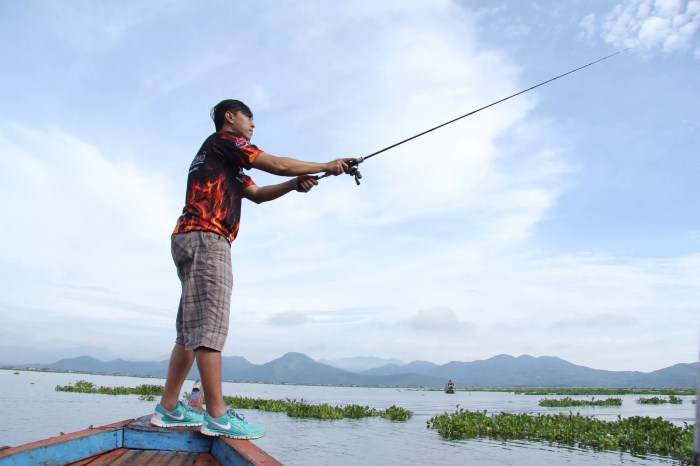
0, 416, 282, 466
69, 449, 219, 465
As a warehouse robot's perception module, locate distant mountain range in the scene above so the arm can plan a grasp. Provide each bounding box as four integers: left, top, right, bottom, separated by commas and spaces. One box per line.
319, 356, 405, 372
4, 353, 697, 389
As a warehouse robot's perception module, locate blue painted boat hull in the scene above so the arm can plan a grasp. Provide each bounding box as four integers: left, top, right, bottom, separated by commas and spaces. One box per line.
0, 415, 280, 465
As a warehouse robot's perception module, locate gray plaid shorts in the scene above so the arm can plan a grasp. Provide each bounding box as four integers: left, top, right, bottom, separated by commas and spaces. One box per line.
171, 231, 232, 352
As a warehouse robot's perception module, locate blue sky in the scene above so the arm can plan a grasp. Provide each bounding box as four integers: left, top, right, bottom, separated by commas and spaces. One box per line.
0, 0, 698, 372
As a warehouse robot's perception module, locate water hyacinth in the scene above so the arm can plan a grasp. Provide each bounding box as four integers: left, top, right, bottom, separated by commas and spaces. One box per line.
513, 388, 695, 396
223, 396, 412, 421
54, 382, 413, 421
539, 397, 622, 407
55, 380, 164, 396
426, 408, 695, 465
637, 395, 684, 405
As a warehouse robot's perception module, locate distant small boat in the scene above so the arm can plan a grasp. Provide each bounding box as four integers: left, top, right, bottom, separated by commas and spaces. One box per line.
445, 380, 456, 394
0, 415, 281, 465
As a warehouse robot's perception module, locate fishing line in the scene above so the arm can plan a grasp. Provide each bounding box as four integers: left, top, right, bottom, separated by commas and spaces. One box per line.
318, 48, 630, 185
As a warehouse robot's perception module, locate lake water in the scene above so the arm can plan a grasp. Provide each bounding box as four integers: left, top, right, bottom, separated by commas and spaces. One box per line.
0, 369, 695, 465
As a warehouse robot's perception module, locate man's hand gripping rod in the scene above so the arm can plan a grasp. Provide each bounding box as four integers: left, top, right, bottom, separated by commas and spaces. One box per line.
315, 157, 364, 185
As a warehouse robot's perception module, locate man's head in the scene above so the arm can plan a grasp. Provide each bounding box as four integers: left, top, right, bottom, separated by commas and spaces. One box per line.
210, 99, 255, 139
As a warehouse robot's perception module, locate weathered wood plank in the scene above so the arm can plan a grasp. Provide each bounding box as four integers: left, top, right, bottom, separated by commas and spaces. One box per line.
73, 450, 218, 466
96, 449, 198, 466
194, 453, 221, 466
211, 438, 283, 466
67, 447, 129, 465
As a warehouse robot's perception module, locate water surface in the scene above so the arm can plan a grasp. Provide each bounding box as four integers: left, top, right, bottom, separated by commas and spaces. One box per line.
1, 370, 693, 465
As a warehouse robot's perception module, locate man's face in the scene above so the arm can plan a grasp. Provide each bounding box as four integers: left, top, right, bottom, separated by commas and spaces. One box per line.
227, 110, 255, 140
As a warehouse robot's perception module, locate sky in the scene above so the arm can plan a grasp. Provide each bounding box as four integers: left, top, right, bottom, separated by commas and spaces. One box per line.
0, 0, 698, 372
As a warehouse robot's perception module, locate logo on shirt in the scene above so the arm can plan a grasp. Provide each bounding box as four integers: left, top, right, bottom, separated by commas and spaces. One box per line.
191, 151, 206, 167
189, 151, 206, 174
235, 139, 247, 149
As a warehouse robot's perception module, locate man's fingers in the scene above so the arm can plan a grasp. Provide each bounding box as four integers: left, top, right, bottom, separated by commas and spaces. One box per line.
324, 158, 356, 176
297, 176, 319, 192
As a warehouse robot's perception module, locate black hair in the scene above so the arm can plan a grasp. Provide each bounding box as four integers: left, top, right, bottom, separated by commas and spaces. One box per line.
210, 99, 253, 131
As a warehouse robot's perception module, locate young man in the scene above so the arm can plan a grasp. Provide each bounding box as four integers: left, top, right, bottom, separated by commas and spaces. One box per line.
151, 99, 351, 439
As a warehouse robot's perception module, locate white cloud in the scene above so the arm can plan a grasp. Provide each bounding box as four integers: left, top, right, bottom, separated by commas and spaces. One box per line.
404, 307, 473, 332
599, 0, 700, 55
268, 310, 310, 326
579, 13, 597, 41
0, 125, 182, 356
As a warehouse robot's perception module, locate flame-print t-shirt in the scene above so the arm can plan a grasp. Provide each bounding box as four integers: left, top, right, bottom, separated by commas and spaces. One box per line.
173, 131, 260, 242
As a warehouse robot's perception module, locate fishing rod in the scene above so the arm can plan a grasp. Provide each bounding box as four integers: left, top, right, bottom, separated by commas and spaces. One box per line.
318, 48, 630, 185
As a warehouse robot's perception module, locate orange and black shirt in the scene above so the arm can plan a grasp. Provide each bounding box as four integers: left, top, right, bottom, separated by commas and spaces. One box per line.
173, 131, 261, 242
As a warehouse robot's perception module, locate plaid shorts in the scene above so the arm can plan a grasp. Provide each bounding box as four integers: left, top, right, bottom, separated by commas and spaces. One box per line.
171, 231, 232, 352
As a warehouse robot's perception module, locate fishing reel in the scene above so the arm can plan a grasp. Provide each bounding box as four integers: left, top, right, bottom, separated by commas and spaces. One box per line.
347, 158, 363, 185
313, 157, 364, 185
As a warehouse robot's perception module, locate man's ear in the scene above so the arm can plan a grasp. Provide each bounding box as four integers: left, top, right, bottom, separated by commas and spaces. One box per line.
225, 110, 236, 125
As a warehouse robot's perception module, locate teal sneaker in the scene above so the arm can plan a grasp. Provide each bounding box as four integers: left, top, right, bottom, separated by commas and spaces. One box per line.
200, 409, 266, 439
151, 401, 203, 427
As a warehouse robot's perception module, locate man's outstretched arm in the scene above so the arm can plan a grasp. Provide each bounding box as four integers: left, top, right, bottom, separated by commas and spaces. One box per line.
243, 175, 318, 204
252, 152, 352, 177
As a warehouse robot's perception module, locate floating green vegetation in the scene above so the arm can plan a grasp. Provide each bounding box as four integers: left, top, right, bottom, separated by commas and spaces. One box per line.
223, 396, 412, 421
53, 382, 412, 421
427, 408, 694, 465
637, 395, 684, 405
539, 397, 622, 407
512, 388, 695, 396
55, 380, 164, 396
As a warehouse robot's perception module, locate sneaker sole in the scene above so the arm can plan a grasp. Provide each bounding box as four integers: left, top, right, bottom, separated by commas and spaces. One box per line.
200, 424, 265, 439
150, 413, 203, 428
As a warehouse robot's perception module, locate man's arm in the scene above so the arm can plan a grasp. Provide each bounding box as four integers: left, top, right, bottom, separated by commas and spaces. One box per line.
243, 176, 318, 204
252, 152, 351, 177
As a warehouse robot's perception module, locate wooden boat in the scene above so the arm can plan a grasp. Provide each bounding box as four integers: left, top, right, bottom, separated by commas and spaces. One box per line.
0, 415, 281, 465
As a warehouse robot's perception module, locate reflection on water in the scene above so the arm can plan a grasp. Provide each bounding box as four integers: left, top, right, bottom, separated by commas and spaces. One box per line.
0, 370, 693, 465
